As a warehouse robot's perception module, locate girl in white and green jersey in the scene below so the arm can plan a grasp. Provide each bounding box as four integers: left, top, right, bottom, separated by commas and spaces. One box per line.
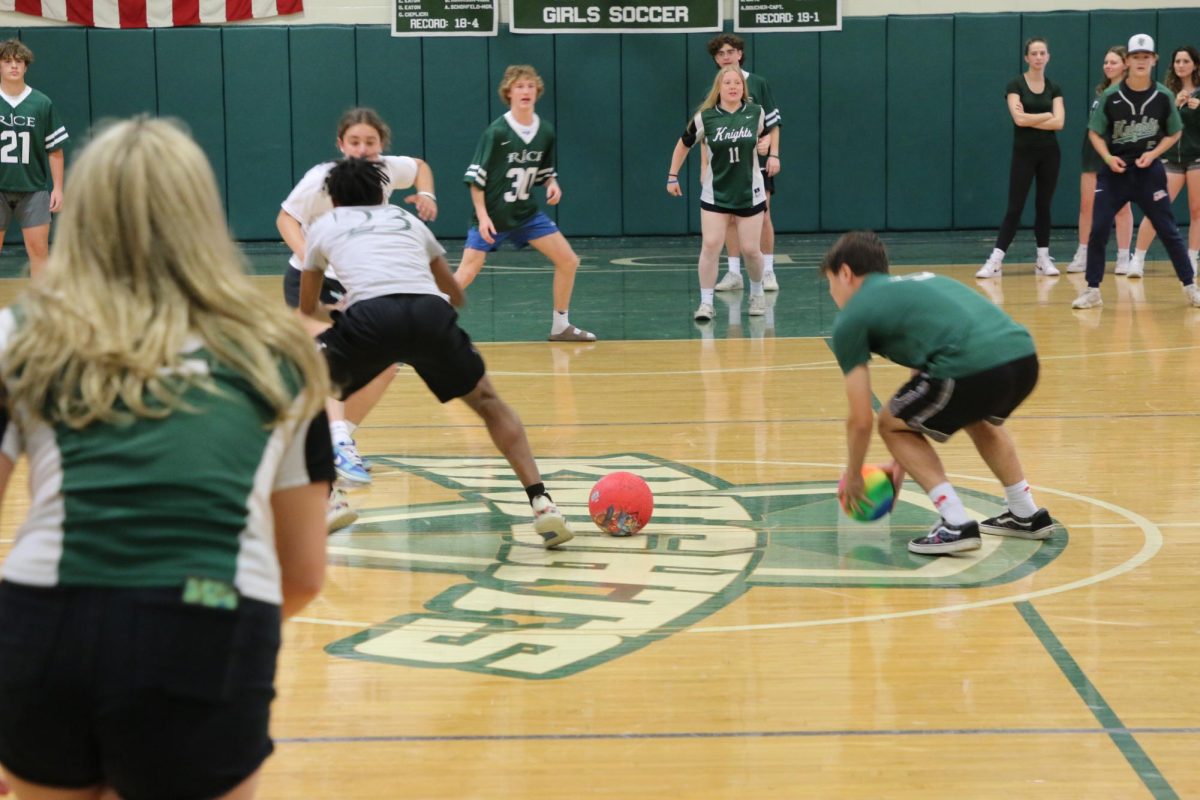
668, 66, 776, 322
0, 118, 332, 800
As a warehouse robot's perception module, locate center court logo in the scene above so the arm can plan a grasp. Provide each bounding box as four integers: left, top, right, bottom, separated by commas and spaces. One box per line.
325, 455, 1065, 679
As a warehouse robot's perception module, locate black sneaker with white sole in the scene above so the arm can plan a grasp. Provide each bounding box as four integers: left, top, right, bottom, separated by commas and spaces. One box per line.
979, 508, 1054, 540
908, 519, 982, 555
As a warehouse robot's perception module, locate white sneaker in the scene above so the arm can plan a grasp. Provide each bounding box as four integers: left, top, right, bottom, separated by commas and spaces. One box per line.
714, 272, 743, 292
532, 495, 574, 548
1184, 283, 1200, 307
748, 293, 767, 316
1072, 287, 1103, 309
693, 302, 715, 321
1035, 254, 1060, 276
762, 271, 779, 292
1066, 247, 1087, 273
326, 488, 357, 533
976, 256, 1003, 279
1125, 253, 1145, 279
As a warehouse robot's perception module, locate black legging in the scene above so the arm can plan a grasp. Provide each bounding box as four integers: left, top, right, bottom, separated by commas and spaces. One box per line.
995, 143, 1061, 251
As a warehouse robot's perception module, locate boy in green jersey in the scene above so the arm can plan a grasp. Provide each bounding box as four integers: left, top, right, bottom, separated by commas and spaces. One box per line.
0, 39, 67, 280
454, 65, 595, 343
822, 231, 1054, 556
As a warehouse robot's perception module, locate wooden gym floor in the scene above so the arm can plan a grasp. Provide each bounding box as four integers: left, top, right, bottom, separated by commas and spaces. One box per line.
1, 230, 1197, 798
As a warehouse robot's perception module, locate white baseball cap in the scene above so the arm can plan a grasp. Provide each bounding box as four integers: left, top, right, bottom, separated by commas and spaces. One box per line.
1127, 33, 1155, 55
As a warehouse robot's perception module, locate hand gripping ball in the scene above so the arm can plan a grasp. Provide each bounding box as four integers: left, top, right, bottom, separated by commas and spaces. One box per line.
837, 465, 896, 522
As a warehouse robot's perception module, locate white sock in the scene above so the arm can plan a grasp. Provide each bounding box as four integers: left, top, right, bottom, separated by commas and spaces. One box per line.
344, 420, 358, 437
1036, 246, 1050, 259
1189, 248, 1198, 263
762, 254, 775, 275
1075, 244, 1087, 256
1004, 480, 1038, 518
929, 482, 971, 526
1134, 248, 1148, 260
700, 288, 714, 305
991, 248, 1005, 262
552, 310, 570, 334
331, 420, 352, 445
727, 257, 742, 276
1116, 249, 1129, 266
749, 281, 764, 296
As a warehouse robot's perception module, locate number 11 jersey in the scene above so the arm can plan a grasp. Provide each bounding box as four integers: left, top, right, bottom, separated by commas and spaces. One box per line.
0, 86, 68, 193
464, 111, 557, 232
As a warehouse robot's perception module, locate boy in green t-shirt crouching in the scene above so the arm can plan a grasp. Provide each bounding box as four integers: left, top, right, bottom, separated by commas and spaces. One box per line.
822, 230, 1055, 555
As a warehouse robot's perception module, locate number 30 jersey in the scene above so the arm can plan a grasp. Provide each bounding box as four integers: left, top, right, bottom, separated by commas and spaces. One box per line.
0, 86, 68, 193
464, 111, 557, 232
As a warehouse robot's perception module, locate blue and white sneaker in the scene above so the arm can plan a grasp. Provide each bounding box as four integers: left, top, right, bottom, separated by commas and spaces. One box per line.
908, 519, 981, 555
333, 440, 371, 487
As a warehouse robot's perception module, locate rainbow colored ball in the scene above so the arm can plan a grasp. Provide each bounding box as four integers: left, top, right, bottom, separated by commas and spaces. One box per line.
589, 471, 654, 536
837, 465, 896, 522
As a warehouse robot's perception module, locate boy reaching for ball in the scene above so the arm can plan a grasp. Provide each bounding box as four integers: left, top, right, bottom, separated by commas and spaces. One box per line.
821, 231, 1054, 555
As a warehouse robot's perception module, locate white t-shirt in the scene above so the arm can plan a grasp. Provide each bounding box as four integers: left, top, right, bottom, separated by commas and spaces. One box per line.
280, 155, 419, 273
303, 204, 447, 308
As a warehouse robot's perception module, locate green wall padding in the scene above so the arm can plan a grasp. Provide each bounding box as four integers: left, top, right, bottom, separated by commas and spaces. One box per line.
156, 29, 225, 206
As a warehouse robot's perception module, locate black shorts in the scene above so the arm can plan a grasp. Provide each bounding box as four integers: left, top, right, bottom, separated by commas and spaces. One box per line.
888, 354, 1039, 442
317, 294, 485, 402
0, 582, 280, 800
761, 168, 775, 196
282, 266, 346, 309
700, 200, 767, 218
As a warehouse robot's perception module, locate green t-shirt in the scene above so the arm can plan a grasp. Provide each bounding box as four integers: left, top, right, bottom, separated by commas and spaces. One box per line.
0, 86, 68, 193
691, 101, 768, 210
463, 111, 557, 232
831, 272, 1037, 379
745, 71, 780, 129
1006, 76, 1062, 149
1164, 88, 1200, 163
1088, 81, 1182, 158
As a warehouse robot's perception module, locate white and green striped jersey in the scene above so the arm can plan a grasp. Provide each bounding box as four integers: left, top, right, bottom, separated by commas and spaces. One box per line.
0, 86, 67, 193
744, 71, 781, 130
464, 111, 557, 232
0, 309, 333, 605
689, 101, 768, 210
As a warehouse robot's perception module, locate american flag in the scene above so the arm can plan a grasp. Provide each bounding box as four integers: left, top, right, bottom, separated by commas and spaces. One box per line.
0, 0, 302, 27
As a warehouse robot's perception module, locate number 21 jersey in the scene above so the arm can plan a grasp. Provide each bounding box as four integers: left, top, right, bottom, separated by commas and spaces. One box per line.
0, 87, 68, 193
464, 111, 556, 232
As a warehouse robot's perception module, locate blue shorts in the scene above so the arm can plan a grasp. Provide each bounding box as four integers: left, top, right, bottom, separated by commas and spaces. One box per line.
465, 211, 559, 253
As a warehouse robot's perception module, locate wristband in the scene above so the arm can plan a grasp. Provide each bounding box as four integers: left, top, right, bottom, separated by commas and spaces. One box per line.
668, 173, 678, 178
667, 178, 679, 184
417, 191, 437, 202
767, 154, 780, 160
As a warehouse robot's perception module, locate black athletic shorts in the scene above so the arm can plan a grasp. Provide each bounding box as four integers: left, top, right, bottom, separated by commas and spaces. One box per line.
700, 200, 767, 218
282, 267, 346, 309
0, 582, 280, 800
761, 168, 775, 196
317, 294, 485, 402
888, 354, 1039, 442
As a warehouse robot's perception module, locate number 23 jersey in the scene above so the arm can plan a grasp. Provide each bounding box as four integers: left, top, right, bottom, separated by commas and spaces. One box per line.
464, 111, 557, 232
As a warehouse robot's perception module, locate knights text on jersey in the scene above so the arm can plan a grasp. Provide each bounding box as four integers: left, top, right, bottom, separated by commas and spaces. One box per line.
1088, 81, 1183, 158
0, 87, 68, 193
463, 112, 557, 232
693, 102, 767, 210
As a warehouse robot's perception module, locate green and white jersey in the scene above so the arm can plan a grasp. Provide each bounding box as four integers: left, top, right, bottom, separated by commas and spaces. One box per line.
744, 71, 781, 129
0, 309, 333, 605
464, 111, 557, 232
688, 101, 768, 210
0, 86, 68, 193
831, 273, 1036, 379
1088, 80, 1182, 159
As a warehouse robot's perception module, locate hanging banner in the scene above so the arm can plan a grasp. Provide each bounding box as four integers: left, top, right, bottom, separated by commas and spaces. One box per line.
393, 0, 497, 36
734, 0, 838, 32
509, 0, 720, 33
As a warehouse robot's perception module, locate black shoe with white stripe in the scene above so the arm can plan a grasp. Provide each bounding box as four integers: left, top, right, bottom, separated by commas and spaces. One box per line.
908, 519, 982, 555
979, 508, 1054, 540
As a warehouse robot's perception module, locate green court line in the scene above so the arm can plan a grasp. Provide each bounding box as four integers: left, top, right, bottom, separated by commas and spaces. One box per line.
1016, 601, 1179, 799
